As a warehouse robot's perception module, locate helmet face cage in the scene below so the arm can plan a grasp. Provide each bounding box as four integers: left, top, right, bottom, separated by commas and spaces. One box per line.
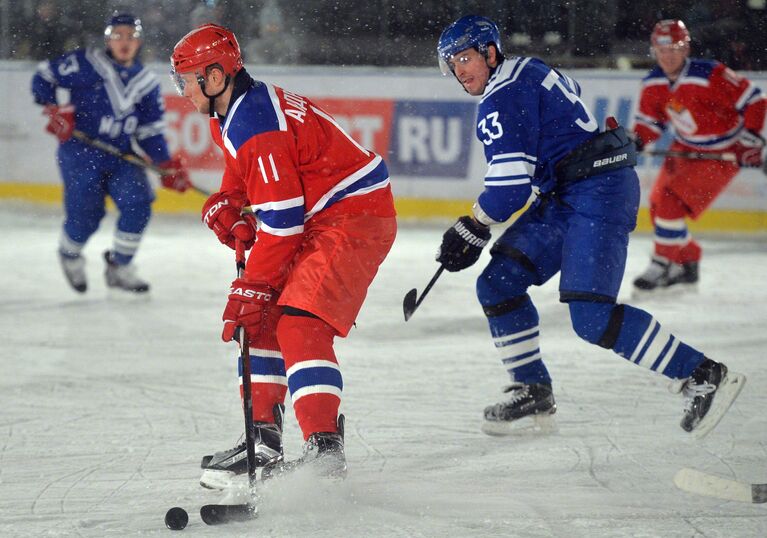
170, 68, 203, 96
437, 15, 502, 75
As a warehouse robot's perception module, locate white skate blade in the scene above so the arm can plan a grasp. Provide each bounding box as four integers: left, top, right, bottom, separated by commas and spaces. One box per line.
691, 371, 746, 439
200, 469, 237, 490
674, 467, 767, 503
481, 412, 558, 437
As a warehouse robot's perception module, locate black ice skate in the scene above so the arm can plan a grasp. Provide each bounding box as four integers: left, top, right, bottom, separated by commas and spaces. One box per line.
263, 415, 347, 481
679, 358, 746, 439
59, 251, 87, 293
632, 256, 698, 297
103, 251, 150, 293
200, 422, 283, 490
481, 383, 557, 436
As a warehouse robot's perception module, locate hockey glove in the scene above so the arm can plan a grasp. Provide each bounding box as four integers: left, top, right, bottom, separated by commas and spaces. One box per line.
201, 190, 258, 250
437, 216, 491, 272
733, 129, 765, 168
158, 156, 191, 193
43, 104, 75, 142
222, 278, 280, 342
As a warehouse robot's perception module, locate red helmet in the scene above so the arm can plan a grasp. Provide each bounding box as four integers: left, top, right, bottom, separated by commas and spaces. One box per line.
651, 19, 690, 48
171, 24, 243, 77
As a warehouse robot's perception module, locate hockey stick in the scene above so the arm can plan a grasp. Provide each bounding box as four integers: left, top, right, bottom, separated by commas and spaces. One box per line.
197, 240, 261, 526
674, 467, 767, 504
642, 149, 738, 162
403, 265, 445, 321
71, 129, 211, 196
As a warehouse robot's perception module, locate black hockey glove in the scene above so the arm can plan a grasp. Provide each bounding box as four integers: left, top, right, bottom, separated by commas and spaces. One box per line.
437, 216, 491, 272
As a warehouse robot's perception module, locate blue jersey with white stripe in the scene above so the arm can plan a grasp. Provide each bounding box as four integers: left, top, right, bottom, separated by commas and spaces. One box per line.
31, 48, 170, 163
475, 57, 602, 223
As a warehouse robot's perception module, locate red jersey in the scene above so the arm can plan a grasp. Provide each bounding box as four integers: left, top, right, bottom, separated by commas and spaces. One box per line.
633, 59, 766, 151
210, 73, 394, 287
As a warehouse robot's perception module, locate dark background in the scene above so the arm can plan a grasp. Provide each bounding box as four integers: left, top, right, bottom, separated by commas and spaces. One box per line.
2, 0, 766, 70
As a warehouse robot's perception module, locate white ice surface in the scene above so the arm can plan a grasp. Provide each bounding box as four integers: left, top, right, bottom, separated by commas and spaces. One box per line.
1, 203, 766, 537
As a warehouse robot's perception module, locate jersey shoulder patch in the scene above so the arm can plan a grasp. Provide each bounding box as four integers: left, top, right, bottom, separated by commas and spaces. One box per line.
641, 65, 667, 86
687, 59, 717, 80
224, 83, 286, 154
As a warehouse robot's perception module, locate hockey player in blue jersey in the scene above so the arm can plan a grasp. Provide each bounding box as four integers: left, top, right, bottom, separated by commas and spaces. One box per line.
435, 15, 745, 438
31, 12, 190, 293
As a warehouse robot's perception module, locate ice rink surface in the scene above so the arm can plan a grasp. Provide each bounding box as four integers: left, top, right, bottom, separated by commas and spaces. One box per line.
1, 203, 766, 537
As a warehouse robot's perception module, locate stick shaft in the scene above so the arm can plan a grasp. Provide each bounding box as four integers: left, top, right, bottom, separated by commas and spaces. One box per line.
415, 265, 445, 309
643, 149, 737, 162
71, 129, 211, 196
235, 240, 257, 488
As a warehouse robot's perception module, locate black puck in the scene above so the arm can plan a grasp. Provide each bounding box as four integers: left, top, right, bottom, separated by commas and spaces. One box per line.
165, 506, 189, 530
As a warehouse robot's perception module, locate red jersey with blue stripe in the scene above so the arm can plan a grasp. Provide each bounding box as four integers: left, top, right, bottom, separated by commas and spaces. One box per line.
633, 59, 766, 151
210, 71, 393, 287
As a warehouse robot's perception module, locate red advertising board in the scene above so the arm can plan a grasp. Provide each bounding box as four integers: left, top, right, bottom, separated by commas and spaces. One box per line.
163, 94, 393, 170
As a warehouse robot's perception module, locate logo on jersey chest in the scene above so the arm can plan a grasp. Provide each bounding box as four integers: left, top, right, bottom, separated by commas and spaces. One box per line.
666, 101, 698, 135
98, 116, 138, 138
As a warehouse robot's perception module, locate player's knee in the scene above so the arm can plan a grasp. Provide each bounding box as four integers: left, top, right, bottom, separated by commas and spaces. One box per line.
276, 311, 335, 353
476, 257, 531, 305
119, 203, 152, 230
568, 300, 623, 348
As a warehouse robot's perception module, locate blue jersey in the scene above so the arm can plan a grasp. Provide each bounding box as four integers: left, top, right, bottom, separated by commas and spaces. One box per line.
474, 57, 602, 224
31, 48, 170, 164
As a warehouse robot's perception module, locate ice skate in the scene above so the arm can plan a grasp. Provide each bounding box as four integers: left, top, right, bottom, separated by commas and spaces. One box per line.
679, 358, 746, 439
263, 415, 347, 481
103, 250, 150, 293
59, 251, 87, 293
200, 422, 283, 490
632, 256, 698, 297
481, 383, 557, 436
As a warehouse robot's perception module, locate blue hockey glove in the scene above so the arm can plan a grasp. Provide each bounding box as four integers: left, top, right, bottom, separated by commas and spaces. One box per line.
437, 216, 491, 272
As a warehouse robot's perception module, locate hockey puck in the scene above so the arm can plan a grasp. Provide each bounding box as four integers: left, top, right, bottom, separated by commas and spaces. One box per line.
165, 506, 189, 530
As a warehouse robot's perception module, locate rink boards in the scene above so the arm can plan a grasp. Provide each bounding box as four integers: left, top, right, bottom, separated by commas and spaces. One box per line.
1, 61, 766, 232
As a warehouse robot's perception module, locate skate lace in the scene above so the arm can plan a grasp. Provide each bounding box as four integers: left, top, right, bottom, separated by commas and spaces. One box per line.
681, 381, 716, 412
501, 383, 530, 404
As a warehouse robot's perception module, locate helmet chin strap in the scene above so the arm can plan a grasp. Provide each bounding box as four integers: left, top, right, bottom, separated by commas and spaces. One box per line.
199, 75, 231, 118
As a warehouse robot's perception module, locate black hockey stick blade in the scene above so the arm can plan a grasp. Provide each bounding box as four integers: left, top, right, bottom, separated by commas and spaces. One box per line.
403, 288, 418, 321
200, 503, 257, 525
403, 265, 445, 321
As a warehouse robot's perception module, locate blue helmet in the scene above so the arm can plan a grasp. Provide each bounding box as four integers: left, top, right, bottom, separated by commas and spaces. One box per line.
104, 12, 143, 40
437, 15, 502, 75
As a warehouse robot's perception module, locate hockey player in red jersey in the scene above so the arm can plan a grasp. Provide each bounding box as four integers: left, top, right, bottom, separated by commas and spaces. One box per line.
171, 24, 397, 485
632, 19, 766, 295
